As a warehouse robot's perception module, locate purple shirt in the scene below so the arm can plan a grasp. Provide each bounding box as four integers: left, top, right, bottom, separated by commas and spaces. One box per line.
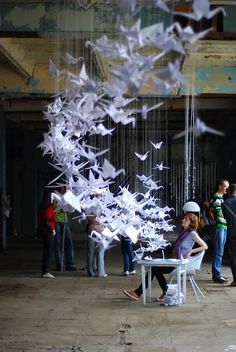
179, 230, 198, 258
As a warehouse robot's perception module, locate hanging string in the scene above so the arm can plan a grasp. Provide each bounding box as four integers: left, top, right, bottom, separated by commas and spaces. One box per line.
53, 1, 180, 212
184, 86, 190, 204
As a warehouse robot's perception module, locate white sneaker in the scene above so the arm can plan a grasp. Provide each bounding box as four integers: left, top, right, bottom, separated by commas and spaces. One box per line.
42, 272, 55, 279
130, 270, 136, 275
123, 271, 129, 276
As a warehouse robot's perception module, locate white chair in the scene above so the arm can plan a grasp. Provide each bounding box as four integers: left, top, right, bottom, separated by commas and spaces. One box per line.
169, 251, 206, 303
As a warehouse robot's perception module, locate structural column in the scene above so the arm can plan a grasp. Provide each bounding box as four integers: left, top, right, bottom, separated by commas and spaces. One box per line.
0, 110, 6, 250
22, 130, 37, 237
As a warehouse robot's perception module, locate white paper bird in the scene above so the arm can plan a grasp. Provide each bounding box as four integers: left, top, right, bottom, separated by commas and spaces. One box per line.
172, 23, 212, 44
173, 117, 225, 139
144, 179, 163, 191
150, 141, 164, 149
90, 123, 115, 136
153, 162, 170, 171
136, 174, 152, 182
64, 53, 83, 65
99, 159, 125, 179
134, 151, 149, 161
135, 102, 163, 119
174, 0, 226, 21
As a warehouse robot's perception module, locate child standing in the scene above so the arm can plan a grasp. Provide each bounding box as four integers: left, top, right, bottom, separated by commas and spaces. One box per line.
86, 190, 108, 277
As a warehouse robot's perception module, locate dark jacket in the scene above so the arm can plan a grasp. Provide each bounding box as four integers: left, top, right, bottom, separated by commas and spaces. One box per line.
222, 196, 236, 239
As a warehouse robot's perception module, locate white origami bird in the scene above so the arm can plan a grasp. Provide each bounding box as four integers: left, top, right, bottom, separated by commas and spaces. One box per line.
98, 159, 125, 179
90, 123, 115, 136
135, 102, 163, 119
174, 0, 225, 21
150, 141, 163, 149
136, 174, 152, 182
173, 117, 225, 139
134, 151, 149, 161
64, 53, 83, 65
153, 162, 170, 171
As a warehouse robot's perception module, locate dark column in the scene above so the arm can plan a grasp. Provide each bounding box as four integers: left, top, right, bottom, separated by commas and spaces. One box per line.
22, 130, 37, 237
0, 110, 6, 250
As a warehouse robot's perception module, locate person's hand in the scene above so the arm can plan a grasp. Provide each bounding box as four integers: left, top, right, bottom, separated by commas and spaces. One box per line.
183, 251, 192, 259
52, 229, 56, 236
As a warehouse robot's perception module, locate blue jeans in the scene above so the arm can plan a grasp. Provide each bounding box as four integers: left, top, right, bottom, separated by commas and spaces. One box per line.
53, 231, 62, 271
212, 227, 227, 278
121, 238, 135, 272
87, 235, 97, 276
97, 246, 106, 277
56, 222, 76, 269
87, 235, 106, 276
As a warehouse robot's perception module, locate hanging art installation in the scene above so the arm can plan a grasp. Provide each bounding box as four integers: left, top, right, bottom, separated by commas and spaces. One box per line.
40, 0, 225, 258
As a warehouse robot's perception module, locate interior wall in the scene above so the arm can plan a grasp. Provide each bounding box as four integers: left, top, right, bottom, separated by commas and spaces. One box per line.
224, 5, 236, 32
6, 120, 55, 237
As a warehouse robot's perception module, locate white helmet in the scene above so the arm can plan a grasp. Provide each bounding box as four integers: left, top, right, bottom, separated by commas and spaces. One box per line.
183, 201, 200, 213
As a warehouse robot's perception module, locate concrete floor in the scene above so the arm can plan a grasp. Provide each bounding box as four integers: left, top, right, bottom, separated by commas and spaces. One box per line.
0, 236, 236, 352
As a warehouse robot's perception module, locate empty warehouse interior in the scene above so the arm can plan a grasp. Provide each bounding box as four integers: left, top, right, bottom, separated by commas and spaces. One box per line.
0, 1, 236, 351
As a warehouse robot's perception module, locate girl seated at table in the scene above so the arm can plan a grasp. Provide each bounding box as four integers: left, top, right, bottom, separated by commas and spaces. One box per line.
123, 213, 208, 302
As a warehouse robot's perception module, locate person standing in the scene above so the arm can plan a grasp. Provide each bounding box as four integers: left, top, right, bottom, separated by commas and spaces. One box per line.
211, 179, 229, 283
121, 236, 136, 276
86, 190, 108, 277
38, 191, 56, 278
86, 213, 107, 277
55, 186, 76, 271
222, 184, 236, 287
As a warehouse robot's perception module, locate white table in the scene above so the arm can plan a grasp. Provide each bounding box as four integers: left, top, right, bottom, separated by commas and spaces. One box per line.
137, 258, 189, 305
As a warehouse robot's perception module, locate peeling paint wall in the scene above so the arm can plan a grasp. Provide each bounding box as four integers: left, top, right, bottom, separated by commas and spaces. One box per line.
4, 5, 45, 30
0, 3, 170, 33
0, 2, 236, 96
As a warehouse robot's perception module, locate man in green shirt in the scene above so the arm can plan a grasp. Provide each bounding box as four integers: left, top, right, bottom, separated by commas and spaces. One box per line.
211, 179, 229, 283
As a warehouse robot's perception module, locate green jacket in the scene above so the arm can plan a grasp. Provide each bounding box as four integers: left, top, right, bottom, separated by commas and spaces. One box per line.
212, 192, 227, 229
55, 207, 68, 223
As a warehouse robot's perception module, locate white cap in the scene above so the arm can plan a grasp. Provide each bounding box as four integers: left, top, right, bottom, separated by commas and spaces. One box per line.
183, 201, 200, 213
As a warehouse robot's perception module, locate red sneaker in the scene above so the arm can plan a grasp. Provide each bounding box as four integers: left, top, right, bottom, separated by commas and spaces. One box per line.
156, 293, 166, 302
123, 290, 140, 301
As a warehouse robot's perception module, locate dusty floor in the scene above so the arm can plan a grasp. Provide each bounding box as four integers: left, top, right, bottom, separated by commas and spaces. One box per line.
0, 236, 236, 352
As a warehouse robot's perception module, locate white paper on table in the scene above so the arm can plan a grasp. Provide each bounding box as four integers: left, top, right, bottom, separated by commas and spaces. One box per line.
143, 255, 153, 261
